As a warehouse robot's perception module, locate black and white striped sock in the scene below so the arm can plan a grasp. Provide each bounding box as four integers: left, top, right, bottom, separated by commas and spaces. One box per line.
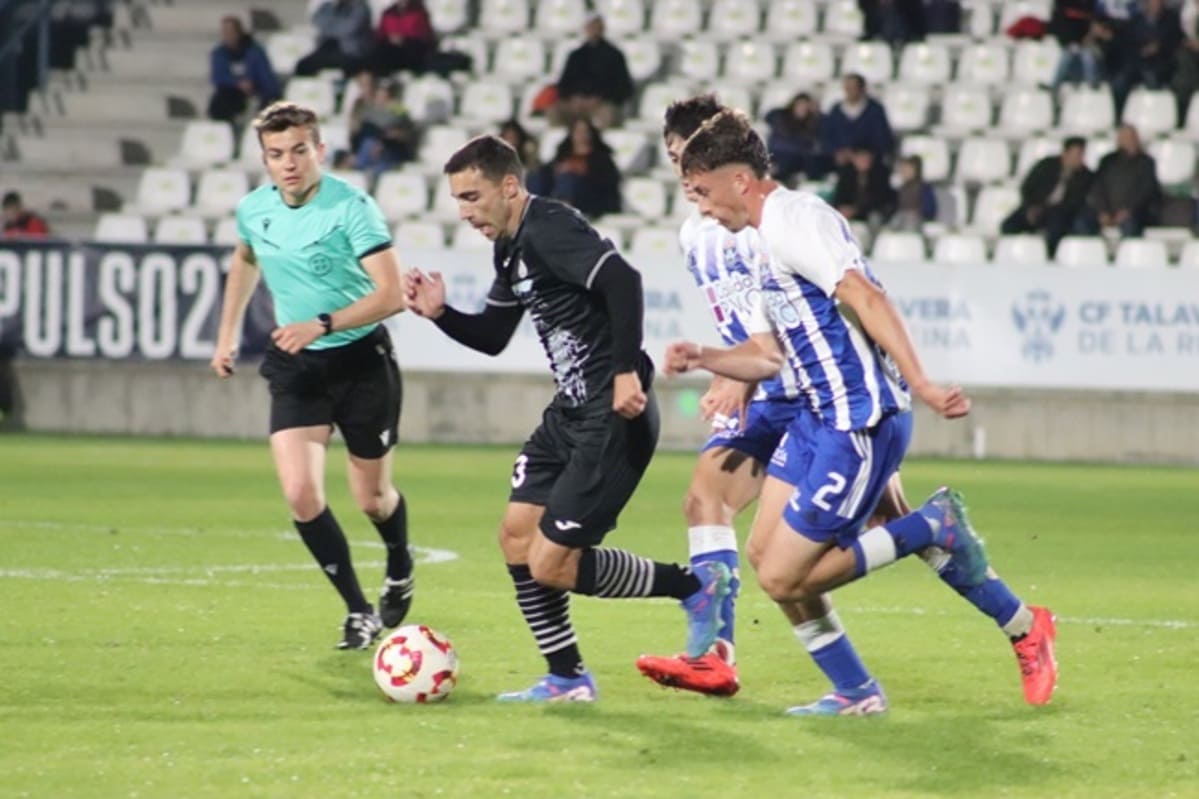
576, 548, 699, 599
507, 563, 583, 677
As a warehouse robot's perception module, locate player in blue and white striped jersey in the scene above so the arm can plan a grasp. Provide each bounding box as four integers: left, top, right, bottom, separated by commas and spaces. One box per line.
664, 109, 1058, 714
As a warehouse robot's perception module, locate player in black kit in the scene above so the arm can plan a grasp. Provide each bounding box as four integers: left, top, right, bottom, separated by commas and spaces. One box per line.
404, 135, 731, 701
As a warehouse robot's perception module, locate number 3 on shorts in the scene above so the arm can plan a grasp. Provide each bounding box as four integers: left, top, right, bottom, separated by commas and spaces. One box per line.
511, 454, 529, 488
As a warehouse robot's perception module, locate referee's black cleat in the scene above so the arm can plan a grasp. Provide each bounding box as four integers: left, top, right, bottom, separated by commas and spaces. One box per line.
379, 575, 414, 628
337, 609, 383, 650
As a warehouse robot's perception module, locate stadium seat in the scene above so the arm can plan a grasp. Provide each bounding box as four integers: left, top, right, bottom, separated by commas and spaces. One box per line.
93, 213, 149, 243
154, 215, 207, 244
403, 75, 455, 125
623, 38, 663, 83
1011, 39, 1061, 86
374, 172, 430, 221
1149, 138, 1197, 187
420, 125, 472, 173
322, 121, 350, 155
595, 0, 646, 37
129, 167, 191, 215
1122, 89, 1178, 139
457, 81, 515, 124
604, 129, 654, 173
997, 0, 1053, 33
478, 0, 531, 34
266, 32, 312, 77
938, 84, 992, 134
285, 77, 336, 119
870, 230, 925, 263
637, 82, 697, 125
1177, 239, 1199, 268
993, 234, 1050, 266
171, 121, 235, 169
592, 224, 627, 250
1182, 98, 1199, 142
897, 42, 951, 85
549, 37, 581, 78
1114, 238, 1169, 269
427, 0, 469, 33
650, 0, 702, 38
901, 135, 951, 182
212, 216, 240, 246
716, 85, 754, 118
1016, 137, 1063, 177
933, 233, 988, 265
194, 169, 250, 217
429, 177, 463, 221
1054, 236, 1109, 268
628, 226, 679, 257
956, 137, 1012, 184
438, 34, 488, 80
998, 88, 1055, 138
393, 220, 446, 250
534, 0, 587, 34
677, 40, 720, 82
669, 184, 692, 221
969, 184, 1021, 234
822, 0, 865, 38
491, 38, 548, 82
1058, 87, 1116, 135
966, 1, 996, 37
1084, 136, 1115, 171
623, 177, 669, 219
451, 223, 493, 250
763, 0, 818, 40
956, 43, 1010, 86
237, 125, 265, 173
840, 42, 893, 84
707, 0, 762, 40
781, 41, 836, 86
724, 40, 777, 84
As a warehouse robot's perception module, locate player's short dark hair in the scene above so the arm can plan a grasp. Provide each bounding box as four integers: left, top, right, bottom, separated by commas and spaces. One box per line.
443, 134, 525, 182
679, 109, 771, 179
1, 191, 20, 208
253, 101, 322, 146
662, 93, 725, 141
1063, 136, 1087, 152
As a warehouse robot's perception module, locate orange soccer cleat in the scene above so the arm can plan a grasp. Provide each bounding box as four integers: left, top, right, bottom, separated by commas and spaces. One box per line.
636, 641, 739, 697
1013, 605, 1058, 705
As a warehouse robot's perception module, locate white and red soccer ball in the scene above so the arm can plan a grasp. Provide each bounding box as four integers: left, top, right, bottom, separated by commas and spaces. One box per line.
373, 624, 459, 703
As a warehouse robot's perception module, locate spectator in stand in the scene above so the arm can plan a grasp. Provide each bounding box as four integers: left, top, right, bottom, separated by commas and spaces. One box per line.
370, 0, 436, 75
1001, 137, 1094, 255
1109, 0, 1183, 116
349, 77, 418, 177
924, 0, 963, 34
526, 119, 621, 218
498, 118, 540, 171
207, 16, 281, 122
2, 192, 49, 238
889, 154, 938, 231
832, 147, 897, 227
822, 74, 895, 170
859, 0, 926, 43
1170, 0, 1199, 121
1050, 0, 1103, 88
1082, 124, 1161, 236
764, 92, 831, 184
294, 0, 374, 79
551, 13, 634, 129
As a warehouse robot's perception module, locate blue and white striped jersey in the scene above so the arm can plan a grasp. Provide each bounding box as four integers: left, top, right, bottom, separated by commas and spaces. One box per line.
680, 211, 798, 401
748, 188, 910, 431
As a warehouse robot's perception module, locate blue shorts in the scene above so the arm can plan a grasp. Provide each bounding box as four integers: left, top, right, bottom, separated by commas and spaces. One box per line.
773, 410, 914, 547
701, 398, 807, 480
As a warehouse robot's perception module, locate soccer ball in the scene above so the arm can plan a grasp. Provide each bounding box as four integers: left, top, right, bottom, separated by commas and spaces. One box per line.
373, 624, 459, 703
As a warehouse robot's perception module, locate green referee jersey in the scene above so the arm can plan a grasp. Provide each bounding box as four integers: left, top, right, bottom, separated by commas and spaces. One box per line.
236, 172, 392, 350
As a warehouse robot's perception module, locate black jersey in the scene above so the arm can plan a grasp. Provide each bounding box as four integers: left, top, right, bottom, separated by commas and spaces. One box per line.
486, 196, 652, 409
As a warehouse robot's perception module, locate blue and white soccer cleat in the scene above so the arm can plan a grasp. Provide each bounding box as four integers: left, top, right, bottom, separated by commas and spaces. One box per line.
681, 561, 733, 658
784, 680, 888, 717
496, 671, 598, 703
918, 487, 989, 588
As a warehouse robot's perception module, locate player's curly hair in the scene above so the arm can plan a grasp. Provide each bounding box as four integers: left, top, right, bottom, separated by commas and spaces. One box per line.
662, 93, 725, 141
443, 134, 525, 182
253, 101, 322, 145
678, 109, 770, 178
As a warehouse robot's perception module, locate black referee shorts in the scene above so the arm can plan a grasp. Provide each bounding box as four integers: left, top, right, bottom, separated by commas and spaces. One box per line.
258, 325, 401, 459
509, 389, 661, 547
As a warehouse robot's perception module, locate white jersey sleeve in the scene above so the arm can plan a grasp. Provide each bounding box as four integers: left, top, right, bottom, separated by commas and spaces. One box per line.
759, 189, 867, 297
678, 210, 705, 255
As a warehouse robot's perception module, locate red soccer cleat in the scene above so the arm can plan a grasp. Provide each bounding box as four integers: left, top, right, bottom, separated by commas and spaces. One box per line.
636, 642, 739, 697
1013, 605, 1058, 705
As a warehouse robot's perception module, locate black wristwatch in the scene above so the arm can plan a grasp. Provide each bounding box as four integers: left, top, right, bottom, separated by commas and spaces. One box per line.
318, 313, 333, 336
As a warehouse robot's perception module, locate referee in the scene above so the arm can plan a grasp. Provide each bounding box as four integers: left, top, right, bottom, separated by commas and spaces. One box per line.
211, 101, 412, 650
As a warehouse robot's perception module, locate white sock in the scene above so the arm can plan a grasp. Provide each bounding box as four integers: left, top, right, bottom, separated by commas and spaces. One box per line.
793, 610, 846, 652
855, 526, 898, 573
1003, 604, 1035, 639
688, 525, 737, 560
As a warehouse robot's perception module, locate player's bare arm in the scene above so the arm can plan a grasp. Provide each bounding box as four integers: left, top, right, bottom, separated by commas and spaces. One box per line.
272, 248, 407, 354
834, 269, 970, 419
665, 333, 783, 381
211, 240, 261, 377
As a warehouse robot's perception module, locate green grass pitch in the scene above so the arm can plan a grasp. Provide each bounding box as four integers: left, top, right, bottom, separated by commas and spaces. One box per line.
1, 435, 1195, 798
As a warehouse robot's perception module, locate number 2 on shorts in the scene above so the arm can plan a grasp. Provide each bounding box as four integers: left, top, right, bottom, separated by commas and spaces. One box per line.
811, 471, 847, 512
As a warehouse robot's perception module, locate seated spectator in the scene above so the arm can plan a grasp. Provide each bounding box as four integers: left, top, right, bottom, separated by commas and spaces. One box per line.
860, 0, 927, 44
1001, 137, 1093, 255
1050, 0, 1103, 88
889, 154, 938, 231
550, 13, 634, 130
369, 0, 436, 75
349, 78, 418, 177
1082, 124, 1160, 236
822, 74, 895, 169
764, 92, 831, 183
1109, 0, 1183, 116
527, 119, 621, 218
294, 0, 374, 79
924, 0, 963, 34
2, 192, 49, 238
1170, 0, 1199, 121
832, 147, 897, 227
498, 118, 540, 171
207, 16, 281, 122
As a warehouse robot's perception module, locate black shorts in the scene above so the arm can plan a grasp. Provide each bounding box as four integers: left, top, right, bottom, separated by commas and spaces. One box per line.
509, 388, 660, 547
258, 325, 401, 459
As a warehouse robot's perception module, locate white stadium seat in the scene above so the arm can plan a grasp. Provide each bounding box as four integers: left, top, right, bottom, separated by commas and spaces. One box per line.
534, 0, 587, 34
1114, 238, 1169, 269
1058, 87, 1116, 135
650, 0, 702, 38
1016, 137, 1063, 178
897, 42, 951, 85
451, 223, 493, 250
1177, 239, 1199, 268
1084, 136, 1116, 171
998, 88, 1055, 137
457, 81, 515, 124
724, 40, 777, 84
393, 221, 446, 250
595, 0, 646, 37
628, 226, 679, 257
403, 75, 455, 126
94, 213, 149, 244
427, 0, 469, 33
491, 38, 548, 82
763, 0, 818, 41
622, 177, 668, 219
130, 167, 191, 215
1149, 138, 1197, 187
956, 43, 1010, 87
637, 82, 696, 124
604, 129, 654, 173
1011, 39, 1061, 86
956, 137, 1011, 184
870, 231, 925, 263
478, 0, 530, 34
840, 42, 893, 84
285, 77, 336, 119
781, 41, 836, 85
823, 0, 865, 38
623, 38, 663, 83
993, 234, 1050, 266
172, 120, 235, 169
970, 184, 1021, 234
429, 177, 463, 221
154, 215, 207, 244
707, 0, 761, 40
938, 84, 992, 134
266, 32, 312, 77
212, 216, 240, 246
885, 85, 931, 133
374, 172, 430, 221
677, 40, 720, 82
438, 34, 488, 80
420, 125, 472, 173
194, 169, 250, 217
1122, 89, 1178, 139
1054, 236, 1109, 268
901, 135, 951, 182
933, 233, 988, 264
